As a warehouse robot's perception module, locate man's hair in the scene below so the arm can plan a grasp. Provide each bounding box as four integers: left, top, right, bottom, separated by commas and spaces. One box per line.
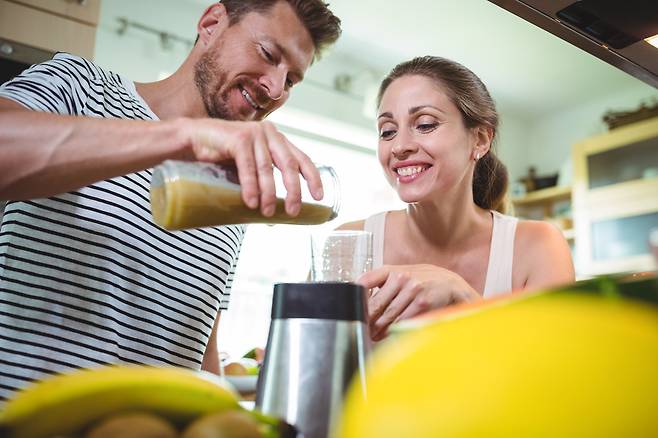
220, 0, 341, 59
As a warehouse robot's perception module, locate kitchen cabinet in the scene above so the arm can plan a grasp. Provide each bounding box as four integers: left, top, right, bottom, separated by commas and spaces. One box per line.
511, 185, 574, 241
0, 0, 101, 59
9, 0, 100, 25
572, 116, 658, 276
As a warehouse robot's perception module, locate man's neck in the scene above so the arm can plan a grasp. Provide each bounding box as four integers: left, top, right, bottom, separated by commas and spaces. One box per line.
135, 61, 207, 120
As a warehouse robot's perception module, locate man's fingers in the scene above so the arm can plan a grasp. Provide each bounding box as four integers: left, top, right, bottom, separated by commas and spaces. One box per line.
265, 126, 302, 217
252, 130, 276, 217
291, 146, 323, 201
232, 139, 259, 210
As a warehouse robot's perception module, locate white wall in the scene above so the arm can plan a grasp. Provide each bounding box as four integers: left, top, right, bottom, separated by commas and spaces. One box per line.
522, 83, 658, 179
94, 0, 201, 81
496, 111, 533, 183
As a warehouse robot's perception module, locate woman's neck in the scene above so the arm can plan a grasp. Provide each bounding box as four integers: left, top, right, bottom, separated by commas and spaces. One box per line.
404, 194, 492, 252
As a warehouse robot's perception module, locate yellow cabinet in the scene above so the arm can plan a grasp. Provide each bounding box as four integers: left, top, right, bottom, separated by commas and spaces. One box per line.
572, 117, 658, 276
10, 0, 101, 25
511, 185, 574, 241
0, 0, 100, 59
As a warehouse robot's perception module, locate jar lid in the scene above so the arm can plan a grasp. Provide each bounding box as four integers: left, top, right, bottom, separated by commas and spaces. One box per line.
271, 282, 366, 322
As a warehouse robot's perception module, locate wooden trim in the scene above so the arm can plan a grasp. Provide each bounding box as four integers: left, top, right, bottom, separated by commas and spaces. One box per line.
510, 185, 571, 206
7, 0, 100, 26
585, 255, 656, 277
574, 116, 658, 156
0, 0, 97, 58
584, 178, 658, 212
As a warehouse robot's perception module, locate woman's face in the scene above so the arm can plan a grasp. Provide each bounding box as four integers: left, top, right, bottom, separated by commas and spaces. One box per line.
376, 74, 477, 204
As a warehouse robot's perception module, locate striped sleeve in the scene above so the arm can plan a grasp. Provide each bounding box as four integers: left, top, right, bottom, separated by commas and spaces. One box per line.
0, 53, 99, 115
0, 53, 245, 403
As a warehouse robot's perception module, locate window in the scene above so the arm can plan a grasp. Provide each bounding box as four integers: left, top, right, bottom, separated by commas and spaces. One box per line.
216, 131, 403, 358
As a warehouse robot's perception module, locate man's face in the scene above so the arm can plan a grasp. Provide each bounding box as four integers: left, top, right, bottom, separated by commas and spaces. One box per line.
194, 1, 315, 121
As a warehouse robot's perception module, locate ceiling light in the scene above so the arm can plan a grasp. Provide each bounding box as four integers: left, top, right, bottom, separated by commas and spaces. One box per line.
645, 34, 658, 49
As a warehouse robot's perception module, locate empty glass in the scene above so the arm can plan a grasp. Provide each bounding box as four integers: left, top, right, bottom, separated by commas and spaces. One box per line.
310, 230, 373, 282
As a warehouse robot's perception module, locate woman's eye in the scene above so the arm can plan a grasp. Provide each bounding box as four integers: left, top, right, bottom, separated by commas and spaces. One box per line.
417, 122, 438, 132
379, 129, 396, 139
286, 78, 294, 88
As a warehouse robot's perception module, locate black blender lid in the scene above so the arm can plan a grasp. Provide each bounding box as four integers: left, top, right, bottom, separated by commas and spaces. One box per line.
272, 282, 367, 322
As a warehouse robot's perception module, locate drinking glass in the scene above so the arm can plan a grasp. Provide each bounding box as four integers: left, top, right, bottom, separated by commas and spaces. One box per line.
310, 230, 373, 282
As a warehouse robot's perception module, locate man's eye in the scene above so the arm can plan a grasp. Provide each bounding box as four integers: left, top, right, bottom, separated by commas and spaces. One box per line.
286, 78, 294, 88
261, 46, 274, 62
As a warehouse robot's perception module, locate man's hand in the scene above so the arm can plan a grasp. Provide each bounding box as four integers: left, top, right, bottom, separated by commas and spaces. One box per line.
179, 118, 324, 218
357, 264, 482, 341
0, 97, 323, 209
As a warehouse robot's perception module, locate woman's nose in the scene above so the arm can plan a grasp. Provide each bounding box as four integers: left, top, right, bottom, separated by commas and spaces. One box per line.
391, 135, 418, 158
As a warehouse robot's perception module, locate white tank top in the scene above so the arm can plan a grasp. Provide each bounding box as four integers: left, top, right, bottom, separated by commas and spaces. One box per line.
363, 211, 518, 297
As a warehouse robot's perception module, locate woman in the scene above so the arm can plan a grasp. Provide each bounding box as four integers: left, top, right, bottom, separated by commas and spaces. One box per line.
340, 56, 574, 340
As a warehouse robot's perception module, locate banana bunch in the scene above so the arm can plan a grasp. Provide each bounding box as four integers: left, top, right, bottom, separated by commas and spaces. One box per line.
0, 365, 289, 438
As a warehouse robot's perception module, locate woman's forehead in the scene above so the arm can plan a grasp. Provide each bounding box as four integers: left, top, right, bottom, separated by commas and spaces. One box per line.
380, 75, 454, 112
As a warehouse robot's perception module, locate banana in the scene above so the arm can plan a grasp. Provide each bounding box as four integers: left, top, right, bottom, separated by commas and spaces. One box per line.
0, 365, 242, 438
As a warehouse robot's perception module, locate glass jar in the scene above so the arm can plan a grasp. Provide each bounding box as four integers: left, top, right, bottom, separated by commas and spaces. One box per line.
150, 160, 340, 230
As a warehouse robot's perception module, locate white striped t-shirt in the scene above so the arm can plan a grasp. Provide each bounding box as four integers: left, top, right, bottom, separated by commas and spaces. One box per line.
0, 53, 245, 402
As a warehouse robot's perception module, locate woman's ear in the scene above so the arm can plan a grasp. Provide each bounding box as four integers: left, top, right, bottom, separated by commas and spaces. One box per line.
472, 126, 493, 161
196, 2, 229, 47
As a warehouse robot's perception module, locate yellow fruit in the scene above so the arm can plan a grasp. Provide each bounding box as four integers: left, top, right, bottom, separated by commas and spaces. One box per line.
339, 294, 658, 438
182, 410, 264, 438
0, 365, 240, 438
223, 362, 248, 376
85, 412, 177, 438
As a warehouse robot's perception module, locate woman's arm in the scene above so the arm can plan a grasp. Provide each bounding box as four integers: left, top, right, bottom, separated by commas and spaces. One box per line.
515, 220, 576, 290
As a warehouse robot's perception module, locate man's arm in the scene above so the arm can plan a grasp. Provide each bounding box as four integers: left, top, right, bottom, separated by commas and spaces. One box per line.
201, 311, 221, 374
0, 97, 186, 200
0, 98, 323, 216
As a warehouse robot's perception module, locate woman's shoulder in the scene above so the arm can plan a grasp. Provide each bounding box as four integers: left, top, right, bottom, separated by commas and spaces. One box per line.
513, 218, 575, 287
515, 219, 565, 249
337, 219, 366, 231
335, 210, 399, 232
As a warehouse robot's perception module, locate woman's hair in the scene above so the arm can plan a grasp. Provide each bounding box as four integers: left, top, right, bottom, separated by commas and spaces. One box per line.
220, 0, 341, 60
378, 56, 508, 213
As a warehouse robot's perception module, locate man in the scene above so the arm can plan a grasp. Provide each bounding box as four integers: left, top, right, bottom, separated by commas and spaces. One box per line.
0, 0, 341, 402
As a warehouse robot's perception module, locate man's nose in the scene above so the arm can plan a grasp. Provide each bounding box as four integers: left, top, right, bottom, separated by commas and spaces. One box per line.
260, 68, 287, 101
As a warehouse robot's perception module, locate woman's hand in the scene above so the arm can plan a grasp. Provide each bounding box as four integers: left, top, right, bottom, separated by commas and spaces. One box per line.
357, 264, 482, 341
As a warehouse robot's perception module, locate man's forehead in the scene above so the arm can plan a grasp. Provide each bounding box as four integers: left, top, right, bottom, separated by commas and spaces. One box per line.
240, 3, 315, 71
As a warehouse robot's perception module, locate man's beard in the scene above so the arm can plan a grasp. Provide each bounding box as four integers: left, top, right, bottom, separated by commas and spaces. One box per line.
194, 50, 235, 120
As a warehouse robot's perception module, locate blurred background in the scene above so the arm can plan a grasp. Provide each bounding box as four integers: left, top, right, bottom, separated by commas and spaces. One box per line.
1, 0, 657, 358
